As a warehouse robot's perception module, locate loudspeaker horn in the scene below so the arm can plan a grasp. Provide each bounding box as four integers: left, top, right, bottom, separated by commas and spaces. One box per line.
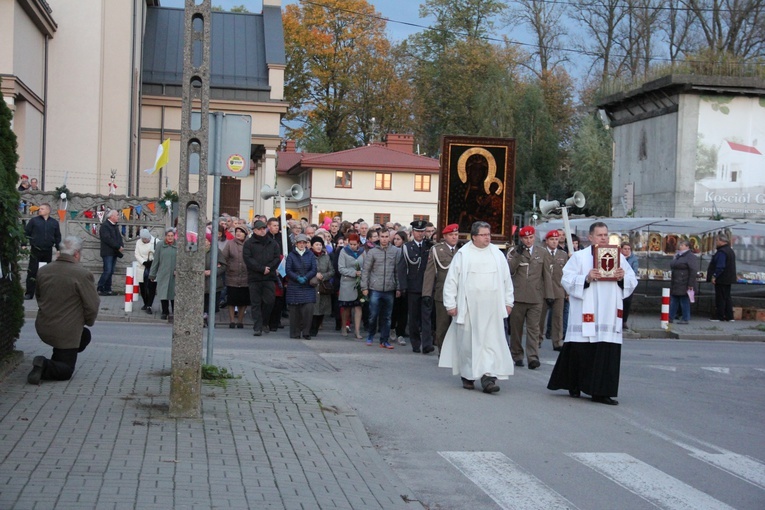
260, 185, 279, 200
287, 184, 304, 200
565, 191, 586, 208
539, 199, 561, 216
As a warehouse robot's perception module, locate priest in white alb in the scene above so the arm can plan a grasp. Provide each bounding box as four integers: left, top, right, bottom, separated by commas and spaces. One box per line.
547, 221, 638, 405
438, 221, 515, 394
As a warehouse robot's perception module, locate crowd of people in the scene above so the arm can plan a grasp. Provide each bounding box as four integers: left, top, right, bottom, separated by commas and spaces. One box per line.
22, 188, 735, 406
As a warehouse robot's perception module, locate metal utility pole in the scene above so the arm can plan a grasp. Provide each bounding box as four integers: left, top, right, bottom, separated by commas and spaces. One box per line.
169, 0, 211, 418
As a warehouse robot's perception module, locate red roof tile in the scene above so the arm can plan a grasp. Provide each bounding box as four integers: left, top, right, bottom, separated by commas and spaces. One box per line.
296, 145, 439, 174
726, 141, 762, 155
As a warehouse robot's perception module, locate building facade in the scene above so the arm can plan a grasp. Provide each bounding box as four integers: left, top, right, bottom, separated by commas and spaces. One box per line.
1, 0, 286, 218
276, 134, 440, 225
597, 75, 765, 220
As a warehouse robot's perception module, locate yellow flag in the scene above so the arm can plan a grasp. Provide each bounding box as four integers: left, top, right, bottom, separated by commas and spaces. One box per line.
145, 138, 170, 174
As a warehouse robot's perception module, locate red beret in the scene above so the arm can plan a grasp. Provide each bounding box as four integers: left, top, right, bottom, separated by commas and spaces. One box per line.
442, 223, 459, 235
545, 230, 560, 239
519, 226, 535, 237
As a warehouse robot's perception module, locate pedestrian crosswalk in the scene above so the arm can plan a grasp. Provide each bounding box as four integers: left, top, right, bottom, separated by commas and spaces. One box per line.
439, 449, 765, 510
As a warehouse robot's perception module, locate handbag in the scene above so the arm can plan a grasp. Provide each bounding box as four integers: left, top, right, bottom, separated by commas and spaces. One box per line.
318, 279, 334, 295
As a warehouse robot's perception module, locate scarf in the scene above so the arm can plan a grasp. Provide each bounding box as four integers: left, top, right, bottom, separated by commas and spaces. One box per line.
343, 245, 363, 259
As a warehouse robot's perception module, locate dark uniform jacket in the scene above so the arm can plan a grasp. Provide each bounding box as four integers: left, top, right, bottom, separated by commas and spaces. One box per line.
507, 245, 554, 304
99, 219, 124, 257
25, 215, 61, 253
422, 241, 458, 301
546, 248, 568, 299
400, 239, 432, 293
243, 234, 281, 282
35, 253, 100, 349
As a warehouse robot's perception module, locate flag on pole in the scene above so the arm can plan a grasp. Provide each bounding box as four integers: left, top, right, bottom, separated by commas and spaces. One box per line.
145, 139, 170, 174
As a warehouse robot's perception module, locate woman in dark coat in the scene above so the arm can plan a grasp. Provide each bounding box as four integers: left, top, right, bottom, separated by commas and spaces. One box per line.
204, 233, 226, 327
221, 225, 250, 328
286, 234, 317, 339
309, 236, 335, 337
669, 239, 699, 324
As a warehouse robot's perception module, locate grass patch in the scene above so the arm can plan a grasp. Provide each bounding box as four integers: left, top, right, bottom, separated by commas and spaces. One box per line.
748, 324, 765, 332
201, 364, 240, 388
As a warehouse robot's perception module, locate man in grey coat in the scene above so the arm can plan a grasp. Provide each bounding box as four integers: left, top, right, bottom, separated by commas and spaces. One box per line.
361, 230, 403, 348
28, 236, 100, 384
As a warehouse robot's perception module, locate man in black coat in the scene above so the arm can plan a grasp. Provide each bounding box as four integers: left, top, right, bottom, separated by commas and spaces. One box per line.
97, 209, 124, 296
707, 233, 737, 322
243, 220, 282, 336
401, 220, 435, 354
24, 203, 61, 299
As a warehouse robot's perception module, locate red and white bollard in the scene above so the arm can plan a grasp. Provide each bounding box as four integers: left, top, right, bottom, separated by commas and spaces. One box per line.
125, 266, 134, 313
661, 288, 670, 330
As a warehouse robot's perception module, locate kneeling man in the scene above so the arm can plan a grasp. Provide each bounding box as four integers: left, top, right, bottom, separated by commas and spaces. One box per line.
28, 236, 100, 384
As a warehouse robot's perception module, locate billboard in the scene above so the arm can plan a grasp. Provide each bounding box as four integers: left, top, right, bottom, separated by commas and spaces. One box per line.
693, 96, 765, 219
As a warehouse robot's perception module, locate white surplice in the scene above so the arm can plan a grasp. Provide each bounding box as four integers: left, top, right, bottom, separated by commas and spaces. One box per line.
438, 242, 515, 380
562, 248, 638, 344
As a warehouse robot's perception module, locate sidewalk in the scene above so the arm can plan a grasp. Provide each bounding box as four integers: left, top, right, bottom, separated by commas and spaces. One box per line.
22, 293, 765, 341
1, 300, 416, 509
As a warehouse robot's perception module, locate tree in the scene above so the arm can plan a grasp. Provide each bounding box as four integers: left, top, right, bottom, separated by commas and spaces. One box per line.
283, 0, 406, 151
569, 114, 613, 216
507, 0, 567, 77
684, 0, 765, 60
569, 0, 628, 83
0, 81, 25, 357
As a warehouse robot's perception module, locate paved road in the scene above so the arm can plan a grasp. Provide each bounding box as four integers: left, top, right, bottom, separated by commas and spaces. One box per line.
45, 321, 765, 509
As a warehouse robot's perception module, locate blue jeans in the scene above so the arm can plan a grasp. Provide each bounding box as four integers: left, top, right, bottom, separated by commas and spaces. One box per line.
669, 295, 690, 322
97, 255, 117, 292
367, 290, 394, 343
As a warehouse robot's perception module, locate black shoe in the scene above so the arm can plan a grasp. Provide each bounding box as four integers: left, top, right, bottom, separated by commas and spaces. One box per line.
236, 323, 243, 329
145, 307, 153, 314
553, 346, 562, 352
219, 301, 228, 309
27, 356, 45, 385
229, 322, 236, 329
461, 378, 475, 390
592, 396, 619, 405
568, 389, 581, 398
423, 345, 435, 354
514, 360, 524, 367
25, 294, 34, 300
161, 314, 168, 320
270, 327, 278, 332
481, 376, 500, 394
303, 335, 311, 340
253, 330, 262, 336
528, 360, 541, 370
412, 348, 421, 353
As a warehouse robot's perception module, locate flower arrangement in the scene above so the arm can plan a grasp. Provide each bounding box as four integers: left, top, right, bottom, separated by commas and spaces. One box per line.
159, 189, 179, 212
54, 184, 71, 201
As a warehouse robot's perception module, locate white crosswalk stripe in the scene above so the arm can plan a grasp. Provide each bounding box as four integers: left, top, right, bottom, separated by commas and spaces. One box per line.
648, 365, 677, 371
568, 452, 735, 510
702, 366, 731, 374
439, 451, 577, 510
690, 452, 765, 490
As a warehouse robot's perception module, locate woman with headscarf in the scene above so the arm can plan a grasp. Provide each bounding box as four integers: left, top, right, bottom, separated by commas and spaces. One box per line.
286, 234, 317, 339
134, 228, 157, 314
149, 228, 177, 320
221, 224, 250, 328
309, 235, 335, 337
337, 233, 365, 339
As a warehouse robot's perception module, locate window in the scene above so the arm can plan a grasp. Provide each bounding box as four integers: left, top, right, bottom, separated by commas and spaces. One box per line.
414, 174, 431, 192
335, 170, 352, 188
413, 214, 429, 222
375, 172, 392, 190
374, 213, 391, 225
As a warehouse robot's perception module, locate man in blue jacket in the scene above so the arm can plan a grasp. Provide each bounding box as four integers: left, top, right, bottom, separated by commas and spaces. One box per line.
97, 209, 124, 296
707, 234, 737, 322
